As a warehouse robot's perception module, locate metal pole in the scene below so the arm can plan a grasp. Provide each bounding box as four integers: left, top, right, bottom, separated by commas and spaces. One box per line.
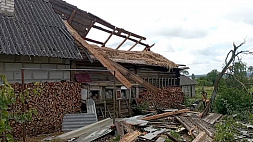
21, 69, 26, 142
113, 71, 116, 124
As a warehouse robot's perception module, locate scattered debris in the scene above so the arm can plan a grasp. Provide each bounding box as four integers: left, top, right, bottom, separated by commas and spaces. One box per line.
56, 108, 222, 142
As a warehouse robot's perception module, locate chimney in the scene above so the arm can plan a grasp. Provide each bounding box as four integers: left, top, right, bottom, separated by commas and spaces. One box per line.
0, 0, 15, 16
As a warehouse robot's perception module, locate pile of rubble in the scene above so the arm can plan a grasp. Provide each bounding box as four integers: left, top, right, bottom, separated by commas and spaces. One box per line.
55, 109, 222, 142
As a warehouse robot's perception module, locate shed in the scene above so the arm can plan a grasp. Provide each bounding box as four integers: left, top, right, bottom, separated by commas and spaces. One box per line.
180, 75, 197, 97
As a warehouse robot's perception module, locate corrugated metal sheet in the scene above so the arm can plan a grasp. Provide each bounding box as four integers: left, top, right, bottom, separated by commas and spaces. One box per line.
0, 0, 82, 59
62, 113, 97, 131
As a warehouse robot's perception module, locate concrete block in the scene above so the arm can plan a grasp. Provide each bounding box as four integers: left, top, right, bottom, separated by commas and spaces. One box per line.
64, 59, 70, 65
64, 71, 70, 80
14, 71, 32, 80
14, 71, 21, 80
20, 56, 32, 62
33, 57, 49, 63
49, 71, 63, 79
33, 71, 48, 79
4, 63, 22, 71
41, 64, 56, 69
3, 72, 13, 81
57, 65, 70, 69
0, 54, 14, 62
49, 57, 63, 64
23, 63, 40, 69
57, 65, 66, 69
0, 62, 3, 71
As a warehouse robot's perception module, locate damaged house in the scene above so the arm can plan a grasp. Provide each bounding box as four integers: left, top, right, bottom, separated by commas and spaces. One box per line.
0, 0, 188, 138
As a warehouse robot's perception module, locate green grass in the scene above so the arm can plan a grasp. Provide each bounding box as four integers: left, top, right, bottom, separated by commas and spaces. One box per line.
195, 86, 213, 99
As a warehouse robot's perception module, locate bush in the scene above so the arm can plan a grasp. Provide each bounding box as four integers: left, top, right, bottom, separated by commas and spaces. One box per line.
214, 88, 253, 116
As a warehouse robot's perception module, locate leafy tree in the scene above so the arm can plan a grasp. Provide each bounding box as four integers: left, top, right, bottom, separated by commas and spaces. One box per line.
191, 73, 195, 80
248, 66, 253, 78
206, 69, 219, 86
225, 61, 249, 89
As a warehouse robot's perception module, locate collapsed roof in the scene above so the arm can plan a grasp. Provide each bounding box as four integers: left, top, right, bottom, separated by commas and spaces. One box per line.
90, 45, 178, 69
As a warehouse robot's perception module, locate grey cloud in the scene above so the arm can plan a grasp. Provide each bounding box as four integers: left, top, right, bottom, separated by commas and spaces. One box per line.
150, 26, 209, 39
225, 7, 253, 25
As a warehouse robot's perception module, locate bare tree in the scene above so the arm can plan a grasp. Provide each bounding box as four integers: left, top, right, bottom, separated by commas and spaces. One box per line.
201, 40, 253, 117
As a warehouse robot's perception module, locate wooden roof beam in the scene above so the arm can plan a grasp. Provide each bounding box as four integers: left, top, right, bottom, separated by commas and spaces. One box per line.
116, 34, 131, 50
102, 28, 115, 47
68, 9, 76, 24
92, 25, 150, 47
83, 20, 96, 38
84, 38, 103, 45
143, 43, 155, 51
128, 38, 143, 51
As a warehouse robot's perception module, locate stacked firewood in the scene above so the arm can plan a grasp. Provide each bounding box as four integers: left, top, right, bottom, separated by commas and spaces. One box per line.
10, 81, 81, 137
139, 87, 184, 109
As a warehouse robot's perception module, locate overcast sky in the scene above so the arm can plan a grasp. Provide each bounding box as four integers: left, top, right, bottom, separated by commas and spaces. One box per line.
65, 0, 253, 75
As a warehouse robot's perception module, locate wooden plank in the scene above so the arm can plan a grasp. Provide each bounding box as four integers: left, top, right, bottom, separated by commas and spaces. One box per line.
102, 29, 115, 47
119, 130, 141, 142
116, 34, 131, 50
110, 60, 159, 94
64, 20, 133, 89
68, 9, 76, 24
128, 38, 142, 51
192, 132, 207, 142
142, 109, 189, 121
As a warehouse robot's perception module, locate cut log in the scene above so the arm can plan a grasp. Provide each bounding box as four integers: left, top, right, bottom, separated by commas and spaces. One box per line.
142, 109, 189, 121
64, 20, 133, 89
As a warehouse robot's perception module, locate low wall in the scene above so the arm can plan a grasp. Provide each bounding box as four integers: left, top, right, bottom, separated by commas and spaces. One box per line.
0, 54, 70, 84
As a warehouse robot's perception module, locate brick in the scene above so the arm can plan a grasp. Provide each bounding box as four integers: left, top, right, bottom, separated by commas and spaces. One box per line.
33, 57, 49, 63
41, 64, 56, 69
4, 63, 22, 71
49, 71, 63, 79
33, 71, 48, 79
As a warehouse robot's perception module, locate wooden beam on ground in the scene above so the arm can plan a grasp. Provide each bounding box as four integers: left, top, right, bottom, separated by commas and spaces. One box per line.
64, 20, 133, 89
116, 34, 131, 50
110, 60, 159, 94
192, 132, 207, 142
142, 109, 189, 121
119, 130, 141, 142
68, 9, 76, 24
128, 38, 142, 51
